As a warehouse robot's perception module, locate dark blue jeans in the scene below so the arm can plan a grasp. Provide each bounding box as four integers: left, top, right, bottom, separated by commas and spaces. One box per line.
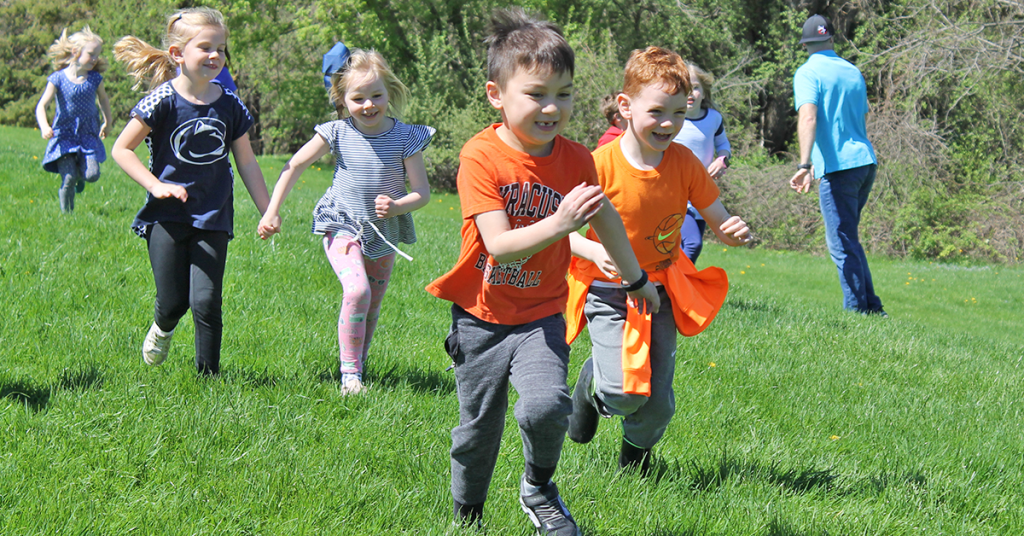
680, 206, 707, 264
818, 164, 883, 313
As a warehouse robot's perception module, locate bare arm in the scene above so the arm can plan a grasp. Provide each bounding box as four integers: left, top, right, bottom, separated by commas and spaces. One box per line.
587, 202, 661, 313
474, 182, 605, 264
696, 199, 751, 247
96, 82, 113, 139
257, 134, 331, 239
375, 151, 431, 218
568, 232, 617, 279
35, 82, 56, 139
112, 117, 187, 201
789, 103, 817, 193
231, 133, 271, 216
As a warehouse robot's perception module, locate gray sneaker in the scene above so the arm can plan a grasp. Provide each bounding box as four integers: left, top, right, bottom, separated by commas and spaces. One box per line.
142, 323, 174, 366
519, 477, 582, 536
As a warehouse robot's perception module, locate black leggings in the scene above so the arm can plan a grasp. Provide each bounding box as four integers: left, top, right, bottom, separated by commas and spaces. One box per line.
146, 222, 229, 374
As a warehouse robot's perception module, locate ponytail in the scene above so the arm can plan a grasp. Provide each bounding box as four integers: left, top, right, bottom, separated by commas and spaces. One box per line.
114, 36, 177, 91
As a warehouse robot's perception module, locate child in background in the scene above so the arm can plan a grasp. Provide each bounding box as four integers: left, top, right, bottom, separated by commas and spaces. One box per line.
596, 93, 626, 148
36, 26, 113, 213
258, 49, 434, 395
566, 47, 750, 474
672, 62, 732, 263
112, 7, 271, 375
426, 8, 658, 535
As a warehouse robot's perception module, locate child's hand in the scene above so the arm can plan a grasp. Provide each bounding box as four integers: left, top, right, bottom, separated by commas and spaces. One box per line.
627, 281, 661, 314
149, 182, 188, 202
41, 126, 53, 140
555, 183, 605, 234
375, 195, 397, 218
718, 216, 751, 246
100, 122, 109, 139
590, 247, 618, 279
707, 157, 727, 179
258, 214, 282, 240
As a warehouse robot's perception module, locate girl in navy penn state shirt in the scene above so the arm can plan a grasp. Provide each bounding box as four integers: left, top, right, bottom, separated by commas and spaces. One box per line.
112, 7, 271, 374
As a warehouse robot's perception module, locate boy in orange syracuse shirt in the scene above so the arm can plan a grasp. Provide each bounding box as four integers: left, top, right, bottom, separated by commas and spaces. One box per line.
426, 9, 659, 535
565, 46, 751, 474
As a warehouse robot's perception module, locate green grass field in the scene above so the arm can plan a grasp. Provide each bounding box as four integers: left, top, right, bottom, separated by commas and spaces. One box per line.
1, 124, 1022, 535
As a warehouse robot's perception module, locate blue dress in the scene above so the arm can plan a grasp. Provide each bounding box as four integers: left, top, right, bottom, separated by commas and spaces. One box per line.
41, 70, 106, 173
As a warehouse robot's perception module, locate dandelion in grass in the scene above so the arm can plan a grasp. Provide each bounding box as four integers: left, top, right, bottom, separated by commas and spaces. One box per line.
32, 155, 38, 160
708, 362, 716, 368
830, 435, 840, 441
740, 271, 745, 274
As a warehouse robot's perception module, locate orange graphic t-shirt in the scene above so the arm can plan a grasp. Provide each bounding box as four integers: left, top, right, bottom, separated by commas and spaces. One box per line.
426, 124, 600, 325
585, 137, 720, 277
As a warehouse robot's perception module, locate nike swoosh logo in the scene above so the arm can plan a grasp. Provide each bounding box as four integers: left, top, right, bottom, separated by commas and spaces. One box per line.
658, 230, 676, 241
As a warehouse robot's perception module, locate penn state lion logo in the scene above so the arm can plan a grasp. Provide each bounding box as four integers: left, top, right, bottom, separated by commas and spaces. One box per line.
646, 213, 685, 254
171, 117, 228, 165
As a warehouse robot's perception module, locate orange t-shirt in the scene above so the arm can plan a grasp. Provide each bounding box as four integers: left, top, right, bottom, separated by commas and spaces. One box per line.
426, 124, 599, 325
585, 137, 720, 276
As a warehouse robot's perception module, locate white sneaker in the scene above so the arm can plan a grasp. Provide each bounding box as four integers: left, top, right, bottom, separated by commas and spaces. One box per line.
340, 372, 367, 395
142, 323, 174, 366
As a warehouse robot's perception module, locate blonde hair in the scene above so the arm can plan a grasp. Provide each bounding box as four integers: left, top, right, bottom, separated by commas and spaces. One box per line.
115, 7, 228, 91
48, 26, 108, 73
328, 49, 410, 119
687, 62, 716, 110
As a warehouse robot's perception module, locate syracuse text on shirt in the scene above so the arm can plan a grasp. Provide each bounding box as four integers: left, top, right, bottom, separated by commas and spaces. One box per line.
470, 181, 566, 289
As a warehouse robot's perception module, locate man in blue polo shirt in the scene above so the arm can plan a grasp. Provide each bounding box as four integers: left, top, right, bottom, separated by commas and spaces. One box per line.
789, 14, 885, 316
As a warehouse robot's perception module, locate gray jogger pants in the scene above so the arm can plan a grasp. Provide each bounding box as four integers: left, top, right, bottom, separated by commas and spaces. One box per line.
584, 285, 677, 449
446, 305, 572, 505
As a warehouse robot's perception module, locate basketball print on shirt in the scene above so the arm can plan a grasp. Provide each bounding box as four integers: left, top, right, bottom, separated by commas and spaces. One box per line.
171, 117, 229, 166
646, 213, 685, 254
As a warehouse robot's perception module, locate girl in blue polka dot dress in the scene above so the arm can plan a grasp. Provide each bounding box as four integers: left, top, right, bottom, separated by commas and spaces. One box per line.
35, 27, 113, 213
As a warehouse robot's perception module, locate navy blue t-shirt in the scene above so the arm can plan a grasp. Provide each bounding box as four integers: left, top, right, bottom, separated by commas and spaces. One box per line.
130, 81, 254, 238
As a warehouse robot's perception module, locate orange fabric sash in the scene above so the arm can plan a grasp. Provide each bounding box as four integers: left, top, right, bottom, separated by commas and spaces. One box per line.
565, 256, 729, 396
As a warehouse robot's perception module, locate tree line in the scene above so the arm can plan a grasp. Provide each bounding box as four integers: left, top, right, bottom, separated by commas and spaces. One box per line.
3, 0, 1022, 262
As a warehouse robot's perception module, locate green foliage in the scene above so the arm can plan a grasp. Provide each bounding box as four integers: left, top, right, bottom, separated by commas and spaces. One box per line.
3, 0, 1024, 262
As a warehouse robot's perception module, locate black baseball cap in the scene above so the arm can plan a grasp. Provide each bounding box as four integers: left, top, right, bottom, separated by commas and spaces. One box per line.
800, 14, 834, 44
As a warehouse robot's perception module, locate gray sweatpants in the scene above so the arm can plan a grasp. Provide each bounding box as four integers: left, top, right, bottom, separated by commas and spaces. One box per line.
446, 305, 572, 505
584, 285, 677, 449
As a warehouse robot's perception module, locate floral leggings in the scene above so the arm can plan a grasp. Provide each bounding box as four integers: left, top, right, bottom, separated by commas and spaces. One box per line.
323, 233, 395, 374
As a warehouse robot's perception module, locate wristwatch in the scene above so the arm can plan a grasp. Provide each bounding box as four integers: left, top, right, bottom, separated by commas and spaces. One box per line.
719, 155, 731, 168
797, 163, 812, 170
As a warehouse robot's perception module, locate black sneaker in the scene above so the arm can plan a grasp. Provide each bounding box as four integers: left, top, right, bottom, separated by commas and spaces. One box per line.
519, 477, 582, 536
618, 438, 652, 476
567, 359, 599, 444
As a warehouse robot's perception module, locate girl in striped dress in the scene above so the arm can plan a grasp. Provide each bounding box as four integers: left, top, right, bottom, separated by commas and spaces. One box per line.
258, 49, 434, 395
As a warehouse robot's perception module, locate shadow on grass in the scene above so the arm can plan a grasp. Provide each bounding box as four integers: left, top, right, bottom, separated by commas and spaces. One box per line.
686, 449, 838, 494
2, 364, 105, 412
318, 364, 456, 394
224, 367, 283, 388
721, 297, 785, 315
765, 516, 833, 536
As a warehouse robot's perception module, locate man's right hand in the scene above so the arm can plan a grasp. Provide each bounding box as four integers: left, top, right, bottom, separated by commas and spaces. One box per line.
789, 168, 814, 194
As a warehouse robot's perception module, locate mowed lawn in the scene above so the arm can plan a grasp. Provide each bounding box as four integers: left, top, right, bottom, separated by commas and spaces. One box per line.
1, 124, 1022, 535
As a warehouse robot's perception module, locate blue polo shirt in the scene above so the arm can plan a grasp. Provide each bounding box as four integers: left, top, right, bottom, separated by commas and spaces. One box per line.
793, 50, 876, 178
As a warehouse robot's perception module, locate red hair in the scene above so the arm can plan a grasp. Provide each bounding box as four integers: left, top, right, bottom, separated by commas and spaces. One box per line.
622, 46, 690, 98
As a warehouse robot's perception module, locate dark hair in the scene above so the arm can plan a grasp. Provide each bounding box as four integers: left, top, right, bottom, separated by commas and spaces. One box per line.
485, 7, 574, 89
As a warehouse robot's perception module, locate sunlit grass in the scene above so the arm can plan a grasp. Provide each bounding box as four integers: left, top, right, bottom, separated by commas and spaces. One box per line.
2, 125, 1023, 535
